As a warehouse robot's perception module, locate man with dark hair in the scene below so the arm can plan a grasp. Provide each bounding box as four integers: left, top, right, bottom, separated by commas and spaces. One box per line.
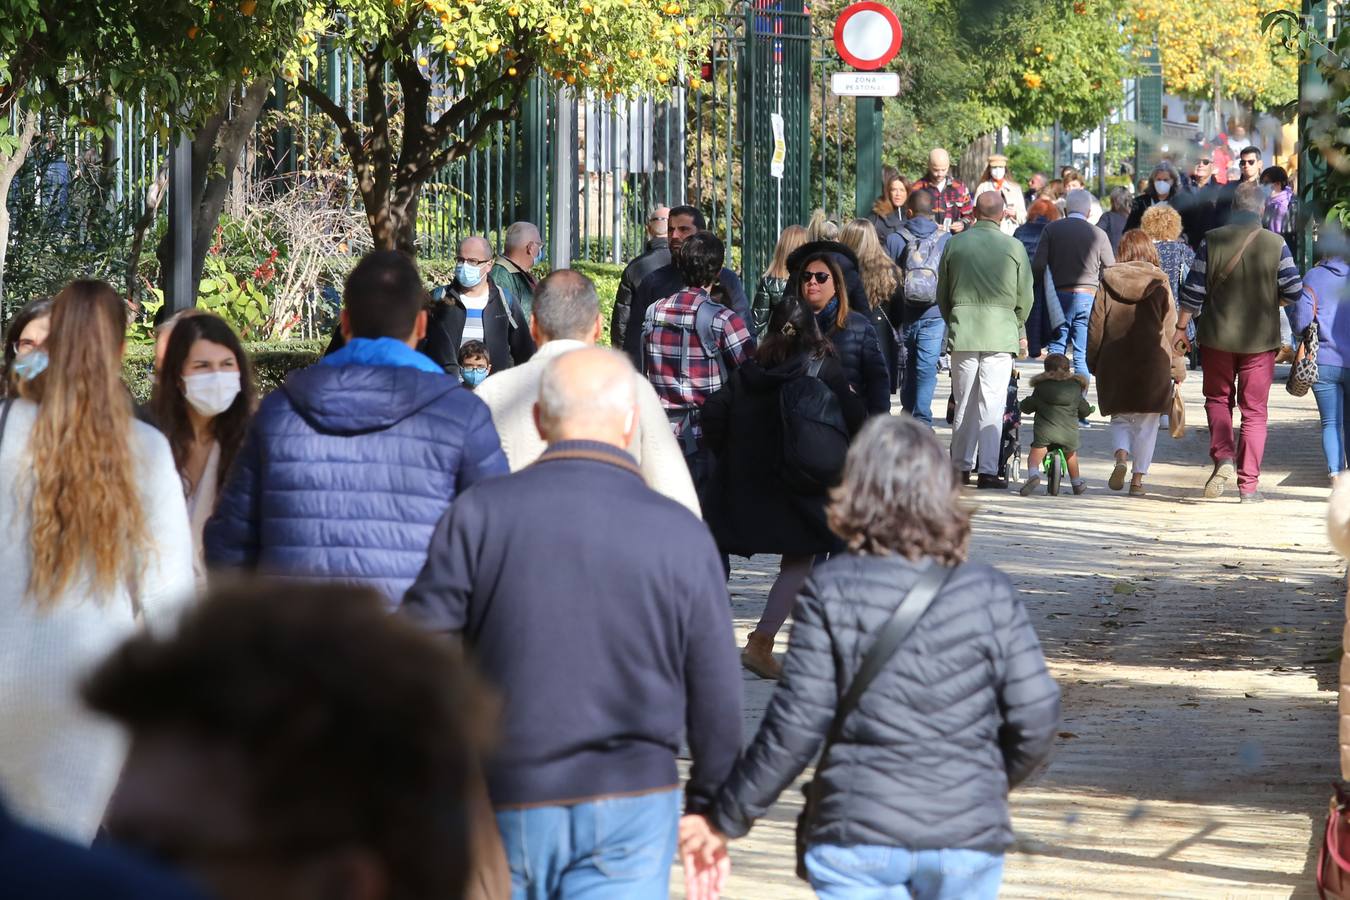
206, 250, 508, 603
890, 188, 951, 425
622, 205, 753, 365
473, 269, 699, 513
611, 204, 670, 349
86, 581, 495, 900
403, 347, 741, 900
641, 230, 753, 484
1178, 181, 1303, 503
423, 235, 535, 378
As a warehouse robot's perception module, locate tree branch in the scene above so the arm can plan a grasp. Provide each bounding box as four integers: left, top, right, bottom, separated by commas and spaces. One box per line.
296, 77, 368, 176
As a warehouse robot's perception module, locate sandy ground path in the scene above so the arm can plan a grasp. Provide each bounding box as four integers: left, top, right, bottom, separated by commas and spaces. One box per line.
673, 361, 1343, 900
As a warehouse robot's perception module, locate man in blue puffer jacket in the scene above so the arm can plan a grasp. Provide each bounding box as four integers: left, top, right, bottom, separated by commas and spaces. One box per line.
205, 251, 509, 604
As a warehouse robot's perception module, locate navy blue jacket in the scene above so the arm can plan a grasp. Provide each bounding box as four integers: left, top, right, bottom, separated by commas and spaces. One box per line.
205, 339, 509, 604
0, 798, 207, 900
622, 263, 753, 365
402, 441, 742, 813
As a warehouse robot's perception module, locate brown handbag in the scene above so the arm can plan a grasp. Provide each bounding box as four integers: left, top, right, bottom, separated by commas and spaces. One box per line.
1169, 387, 1185, 439
1319, 783, 1350, 898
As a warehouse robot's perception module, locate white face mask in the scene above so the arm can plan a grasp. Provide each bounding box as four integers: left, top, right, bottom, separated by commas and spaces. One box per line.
990, 167, 1006, 180
183, 371, 241, 417
1154, 180, 1172, 197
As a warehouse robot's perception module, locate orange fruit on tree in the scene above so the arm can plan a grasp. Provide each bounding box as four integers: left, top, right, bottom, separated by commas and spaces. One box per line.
239, 0, 256, 15
186, 25, 200, 39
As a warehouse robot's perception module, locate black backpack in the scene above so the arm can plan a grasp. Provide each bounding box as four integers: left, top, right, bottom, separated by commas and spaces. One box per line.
778, 358, 851, 493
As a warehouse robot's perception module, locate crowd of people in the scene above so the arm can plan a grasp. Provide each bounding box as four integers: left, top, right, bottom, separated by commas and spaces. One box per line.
0, 127, 1335, 900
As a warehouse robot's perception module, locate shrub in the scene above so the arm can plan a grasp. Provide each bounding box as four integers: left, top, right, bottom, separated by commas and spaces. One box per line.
123, 339, 327, 404
568, 260, 622, 346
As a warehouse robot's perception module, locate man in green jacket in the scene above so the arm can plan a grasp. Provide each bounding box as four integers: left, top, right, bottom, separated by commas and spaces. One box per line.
938, 191, 1033, 489
490, 221, 544, 320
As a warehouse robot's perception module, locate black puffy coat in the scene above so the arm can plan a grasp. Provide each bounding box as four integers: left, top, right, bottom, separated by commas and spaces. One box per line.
422, 281, 535, 376
701, 353, 865, 557
786, 240, 867, 316
709, 555, 1061, 853
824, 309, 891, 415
611, 238, 671, 349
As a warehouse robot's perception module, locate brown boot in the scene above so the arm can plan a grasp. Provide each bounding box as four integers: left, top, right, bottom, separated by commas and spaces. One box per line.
741, 632, 783, 680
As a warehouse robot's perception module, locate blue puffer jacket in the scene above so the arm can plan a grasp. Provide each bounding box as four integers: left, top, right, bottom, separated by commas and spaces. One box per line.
816, 301, 891, 415
204, 338, 509, 604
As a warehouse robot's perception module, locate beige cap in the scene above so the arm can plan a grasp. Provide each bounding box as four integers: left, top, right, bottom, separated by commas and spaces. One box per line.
988, 154, 1008, 166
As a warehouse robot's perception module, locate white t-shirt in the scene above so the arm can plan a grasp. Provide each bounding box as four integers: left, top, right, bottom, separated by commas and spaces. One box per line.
461, 289, 490, 345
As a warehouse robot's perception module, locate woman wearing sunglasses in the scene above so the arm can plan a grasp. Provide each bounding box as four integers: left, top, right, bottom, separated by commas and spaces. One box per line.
794, 251, 891, 415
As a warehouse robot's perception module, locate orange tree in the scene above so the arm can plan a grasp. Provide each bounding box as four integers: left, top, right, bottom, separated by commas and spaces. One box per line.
287, 0, 722, 253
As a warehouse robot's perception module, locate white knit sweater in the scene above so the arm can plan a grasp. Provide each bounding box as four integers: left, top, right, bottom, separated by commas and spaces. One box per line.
473, 339, 701, 516
0, 399, 194, 842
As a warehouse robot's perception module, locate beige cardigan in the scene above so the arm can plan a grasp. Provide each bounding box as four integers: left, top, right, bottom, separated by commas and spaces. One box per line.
472, 339, 701, 516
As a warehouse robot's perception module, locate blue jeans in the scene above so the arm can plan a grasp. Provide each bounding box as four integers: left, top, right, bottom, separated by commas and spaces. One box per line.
1046, 290, 1094, 378
804, 844, 1004, 900
901, 315, 947, 425
1312, 363, 1350, 475
495, 790, 678, 900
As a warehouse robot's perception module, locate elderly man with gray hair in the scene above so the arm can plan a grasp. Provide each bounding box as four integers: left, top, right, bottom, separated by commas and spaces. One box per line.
473, 269, 699, 514
490, 221, 545, 320
403, 345, 742, 900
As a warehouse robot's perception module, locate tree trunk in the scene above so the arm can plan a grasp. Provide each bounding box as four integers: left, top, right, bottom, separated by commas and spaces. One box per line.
125, 159, 170, 301
0, 110, 40, 309
154, 75, 275, 301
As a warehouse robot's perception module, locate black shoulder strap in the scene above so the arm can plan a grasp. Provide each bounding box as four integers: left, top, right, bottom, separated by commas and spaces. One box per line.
806, 357, 824, 379
824, 562, 952, 748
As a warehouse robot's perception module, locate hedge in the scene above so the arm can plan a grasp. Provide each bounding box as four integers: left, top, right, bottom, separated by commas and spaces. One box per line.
568, 260, 623, 346
123, 339, 327, 404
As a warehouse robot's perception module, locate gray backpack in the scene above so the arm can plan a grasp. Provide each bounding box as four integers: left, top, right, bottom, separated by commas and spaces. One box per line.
901, 230, 946, 306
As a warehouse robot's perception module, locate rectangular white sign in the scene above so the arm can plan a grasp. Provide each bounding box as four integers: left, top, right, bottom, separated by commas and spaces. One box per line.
770, 113, 786, 179
830, 71, 901, 97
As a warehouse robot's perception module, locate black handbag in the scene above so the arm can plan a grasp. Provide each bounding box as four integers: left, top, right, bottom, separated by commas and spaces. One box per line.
795, 561, 954, 880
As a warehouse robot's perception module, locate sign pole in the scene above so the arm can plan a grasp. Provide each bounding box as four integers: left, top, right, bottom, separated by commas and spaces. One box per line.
855, 97, 883, 217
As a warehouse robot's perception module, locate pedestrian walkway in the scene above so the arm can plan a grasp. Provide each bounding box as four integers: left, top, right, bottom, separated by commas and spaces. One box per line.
676, 363, 1341, 899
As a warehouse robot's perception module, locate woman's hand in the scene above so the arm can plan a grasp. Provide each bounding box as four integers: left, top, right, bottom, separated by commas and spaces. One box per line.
679, 814, 730, 900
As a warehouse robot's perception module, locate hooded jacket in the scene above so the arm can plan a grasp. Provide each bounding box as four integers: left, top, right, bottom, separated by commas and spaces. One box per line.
204, 338, 509, 603
1019, 370, 1092, 452
1288, 257, 1350, 370
1087, 260, 1185, 416
869, 198, 905, 245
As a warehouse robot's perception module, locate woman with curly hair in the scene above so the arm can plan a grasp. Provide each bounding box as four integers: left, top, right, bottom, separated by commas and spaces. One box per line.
0, 280, 193, 841
1140, 203, 1197, 352
681, 415, 1060, 900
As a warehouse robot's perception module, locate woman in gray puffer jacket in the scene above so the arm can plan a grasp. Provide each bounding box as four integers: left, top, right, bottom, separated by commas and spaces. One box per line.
681, 415, 1061, 899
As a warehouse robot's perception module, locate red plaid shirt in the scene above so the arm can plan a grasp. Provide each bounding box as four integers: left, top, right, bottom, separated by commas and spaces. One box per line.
642, 288, 753, 440
911, 176, 974, 227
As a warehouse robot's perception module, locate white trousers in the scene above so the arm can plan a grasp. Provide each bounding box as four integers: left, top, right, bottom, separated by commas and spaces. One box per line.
1110, 413, 1161, 475
950, 351, 1015, 475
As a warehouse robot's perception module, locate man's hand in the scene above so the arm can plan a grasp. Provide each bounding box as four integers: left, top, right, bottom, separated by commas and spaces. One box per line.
1173, 325, 1191, 355
680, 814, 730, 900
950, 220, 966, 233
1018, 337, 1029, 360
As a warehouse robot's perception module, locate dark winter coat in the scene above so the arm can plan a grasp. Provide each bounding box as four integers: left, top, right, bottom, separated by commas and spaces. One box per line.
1096, 210, 1128, 255
709, 555, 1061, 853
869, 198, 906, 245
204, 340, 509, 603
611, 238, 671, 349
1087, 260, 1186, 416
1013, 218, 1056, 357
753, 274, 788, 339
1019, 371, 1092, 451
423, 281, 535, 377
701, 353, 866, 557
824, 308, 892, 415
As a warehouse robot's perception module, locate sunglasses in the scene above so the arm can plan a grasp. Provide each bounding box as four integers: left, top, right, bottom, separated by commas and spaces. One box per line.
1239, 158, 1259, 165
803, 271, 832, 285
1197, 158, 1212, 165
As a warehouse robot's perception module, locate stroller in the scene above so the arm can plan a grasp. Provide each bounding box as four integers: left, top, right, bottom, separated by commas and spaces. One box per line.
945, 368, 1022, 481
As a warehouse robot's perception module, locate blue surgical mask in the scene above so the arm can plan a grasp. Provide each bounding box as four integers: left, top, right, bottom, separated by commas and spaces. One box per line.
534, 244, 546, 265
455, 263, 483, 288
11, 348, 48, 381
461, 366, 489, 387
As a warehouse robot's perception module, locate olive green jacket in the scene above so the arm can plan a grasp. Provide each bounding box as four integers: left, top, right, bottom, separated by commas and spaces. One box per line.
937, 220, 1032, 354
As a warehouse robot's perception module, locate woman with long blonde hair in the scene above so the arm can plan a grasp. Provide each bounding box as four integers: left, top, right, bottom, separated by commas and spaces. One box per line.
753, 224, 808, 338
841, 218, 902, 394
0, 280, 193, 840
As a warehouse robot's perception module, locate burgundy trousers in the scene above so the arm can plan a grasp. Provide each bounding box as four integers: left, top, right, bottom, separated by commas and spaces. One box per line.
1200, 346, 1277, 493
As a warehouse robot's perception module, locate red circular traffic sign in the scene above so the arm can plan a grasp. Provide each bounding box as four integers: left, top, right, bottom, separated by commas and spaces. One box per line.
832, 2, 903, 71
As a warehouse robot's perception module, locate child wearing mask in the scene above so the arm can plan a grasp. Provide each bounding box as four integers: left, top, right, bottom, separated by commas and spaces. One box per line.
458, 340, 491, 389
1017, 353, 1093, 496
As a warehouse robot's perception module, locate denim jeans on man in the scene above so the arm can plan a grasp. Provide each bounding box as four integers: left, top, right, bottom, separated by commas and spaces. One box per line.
1046, 290, 1095, 377
804, 843, 1004, 900
901, 315, 946, 425
1313, 364, 1350, 475
494, 789, 678, 900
